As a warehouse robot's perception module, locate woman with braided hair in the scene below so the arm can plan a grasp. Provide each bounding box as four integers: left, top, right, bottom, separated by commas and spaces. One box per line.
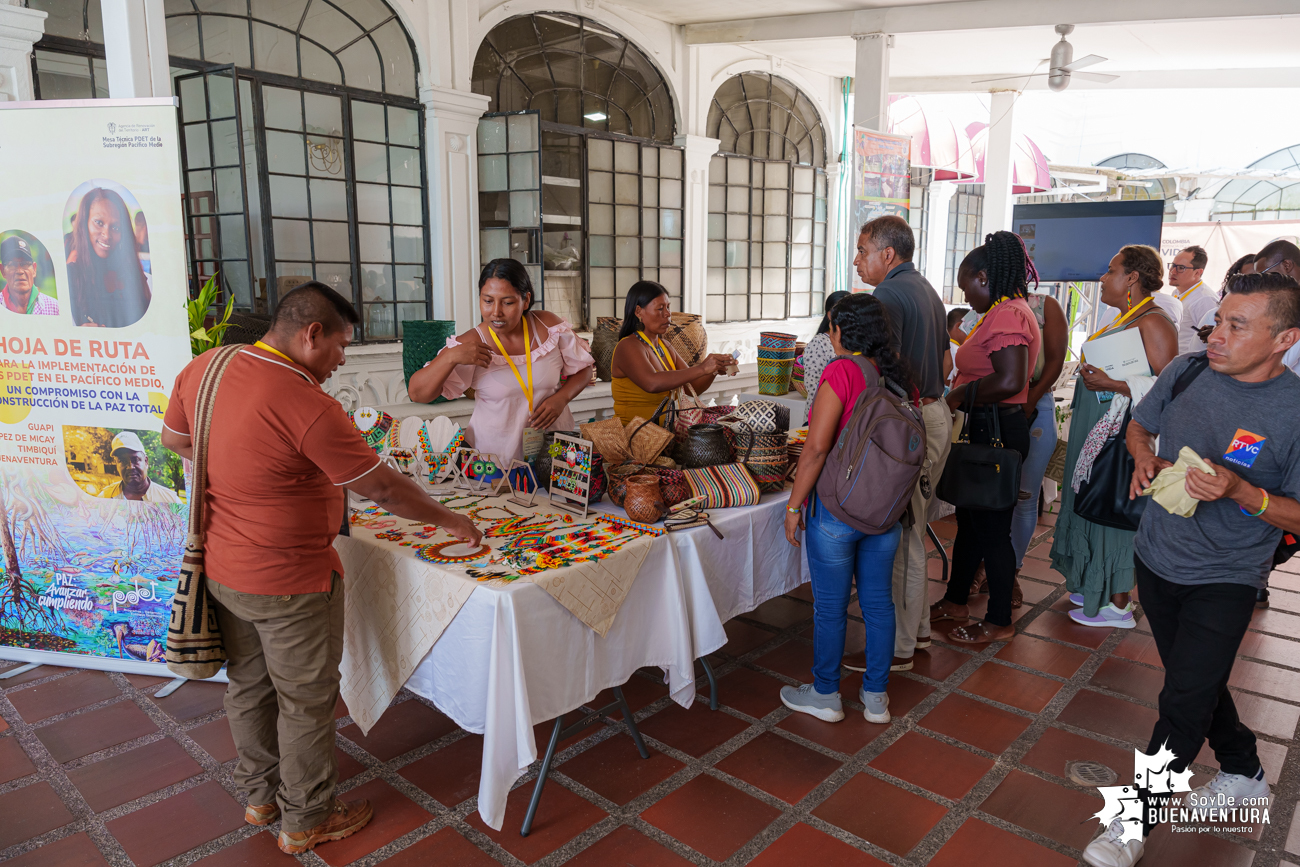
930, 231, 1041, 644
1050, 245, 1178, 629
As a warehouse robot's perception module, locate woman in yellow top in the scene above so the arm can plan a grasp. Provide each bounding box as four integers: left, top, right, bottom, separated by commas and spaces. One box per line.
610, 281, 736, 425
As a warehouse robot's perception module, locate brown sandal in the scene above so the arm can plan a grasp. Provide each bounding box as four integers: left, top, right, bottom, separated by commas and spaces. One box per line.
972, 562, 988, 595
929, 600, 969, 623
948, 621, 1015, 644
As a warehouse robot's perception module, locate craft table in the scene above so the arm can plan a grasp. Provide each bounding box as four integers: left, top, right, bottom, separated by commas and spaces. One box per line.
337, 488, 808, 832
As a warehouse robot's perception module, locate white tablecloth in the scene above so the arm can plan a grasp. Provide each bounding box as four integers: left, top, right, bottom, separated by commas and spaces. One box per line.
402, 488, 808, 830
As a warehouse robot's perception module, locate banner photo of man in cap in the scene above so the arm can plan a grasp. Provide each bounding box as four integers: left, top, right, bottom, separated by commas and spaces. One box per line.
0, 231, 59, 316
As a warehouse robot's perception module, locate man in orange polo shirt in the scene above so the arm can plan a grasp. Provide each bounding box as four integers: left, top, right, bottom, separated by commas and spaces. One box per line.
162, 282, 480, 855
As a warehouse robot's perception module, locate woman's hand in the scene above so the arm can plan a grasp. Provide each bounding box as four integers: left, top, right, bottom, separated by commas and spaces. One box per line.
699, 353, 735, 376
527, 393, 567, 430
445, 341, 494, 368
1080, 363, 1123, 393
783, 506, 805, 547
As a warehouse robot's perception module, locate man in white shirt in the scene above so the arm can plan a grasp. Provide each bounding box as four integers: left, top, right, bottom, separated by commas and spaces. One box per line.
1169, 245, 1218, 354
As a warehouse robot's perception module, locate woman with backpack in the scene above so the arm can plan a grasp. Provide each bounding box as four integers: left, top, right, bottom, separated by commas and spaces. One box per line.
929, 231, 1042, 644
781, 293, 922, 725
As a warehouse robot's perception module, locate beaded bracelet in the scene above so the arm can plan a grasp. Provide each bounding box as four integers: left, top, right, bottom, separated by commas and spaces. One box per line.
1241, 488, 1269, 518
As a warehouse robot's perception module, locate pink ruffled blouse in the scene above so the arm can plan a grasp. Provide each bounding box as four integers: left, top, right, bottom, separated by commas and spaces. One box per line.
952, 297, 1042, 405
432, 314, 594, 462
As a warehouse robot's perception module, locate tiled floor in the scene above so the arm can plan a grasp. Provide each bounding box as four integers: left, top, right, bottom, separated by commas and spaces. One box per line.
2, 512, 1298, 867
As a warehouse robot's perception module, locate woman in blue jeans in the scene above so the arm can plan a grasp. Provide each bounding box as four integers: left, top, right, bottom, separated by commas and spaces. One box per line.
780, 293, 913, 724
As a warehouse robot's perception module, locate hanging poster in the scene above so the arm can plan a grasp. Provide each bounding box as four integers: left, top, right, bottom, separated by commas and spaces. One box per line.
0, 98, 193, 676
851, 127, 911, 291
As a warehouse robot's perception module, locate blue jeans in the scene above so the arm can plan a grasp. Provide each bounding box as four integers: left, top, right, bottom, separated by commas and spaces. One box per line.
1011, 392, 1058, 569
806, 492, 902, 694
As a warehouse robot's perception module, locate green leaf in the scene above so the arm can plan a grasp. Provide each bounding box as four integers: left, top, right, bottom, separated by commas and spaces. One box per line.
191, 327, 209, 341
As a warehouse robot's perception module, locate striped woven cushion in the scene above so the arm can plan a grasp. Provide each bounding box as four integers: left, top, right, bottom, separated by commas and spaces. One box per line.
683, 463, 761, 509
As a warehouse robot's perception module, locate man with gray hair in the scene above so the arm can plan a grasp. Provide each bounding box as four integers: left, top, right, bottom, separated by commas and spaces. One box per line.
1168, 244, 1217, 355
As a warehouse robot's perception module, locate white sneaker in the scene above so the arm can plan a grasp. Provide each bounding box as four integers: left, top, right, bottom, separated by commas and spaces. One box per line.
780, 683, 844, 722
1082, 818, 1144, 867
1187, 766, 1269, 805
859, 687, 890, 724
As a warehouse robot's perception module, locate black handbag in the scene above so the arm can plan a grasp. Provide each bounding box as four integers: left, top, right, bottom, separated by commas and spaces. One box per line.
1073, 404, 1145, 530
936, 383, 1023, 511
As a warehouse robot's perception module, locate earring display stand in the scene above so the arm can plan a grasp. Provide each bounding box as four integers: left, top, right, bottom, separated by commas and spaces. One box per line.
505, 460, 540, 507
546, 433, 594, 519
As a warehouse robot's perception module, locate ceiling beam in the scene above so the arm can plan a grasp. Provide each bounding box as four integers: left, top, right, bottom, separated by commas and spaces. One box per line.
683, 0, 1300, 44
891, 67, 1300, 92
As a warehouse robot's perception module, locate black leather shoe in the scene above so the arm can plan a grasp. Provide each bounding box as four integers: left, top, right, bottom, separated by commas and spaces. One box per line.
1257, 587, 1270, 609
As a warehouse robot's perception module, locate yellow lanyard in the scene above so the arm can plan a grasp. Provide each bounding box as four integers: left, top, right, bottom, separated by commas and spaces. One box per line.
486, 316, 534, 411
1176, 281, 1204, 303
637, 331, 676, 371
966, 298, 1004, 340
254, 340, 296, 365
1087, 297, 1153, 343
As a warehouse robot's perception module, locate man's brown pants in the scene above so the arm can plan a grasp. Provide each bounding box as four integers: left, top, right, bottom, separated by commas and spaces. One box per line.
208, 573, 344, 833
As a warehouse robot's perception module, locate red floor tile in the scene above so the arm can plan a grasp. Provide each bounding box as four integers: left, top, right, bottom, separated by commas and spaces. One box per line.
124, 673, 170, 690
1023, 610, 1110, 648
564, 825, 695, 867
1251, 605, 1300, 636
715, 731, 841, 803
642, 774, 781, 862
466, 776, 607, 863
1057, 690, 1160, 746
149, 680, 229, 722
928, 817, 1075, 867
1113, 631, 1164, 668
747, 596, 813, 629
995, 634, 1091, 678
3, 832, 109, 867
314, 779, 432, 867
1089, 657, 1165, 703
1238, 630, 1300, 668
338, 699, 457, 762
191, 830, 285, 867
786, 584, 815, 602
187, 717, 238, 763
559, 732, 684, 804
1016, 579, 1055, 605
0, 715, 7, 733
1268, 586, 1300, 614
720, 619, 782, 657
7, 670, 121, 722
399, 734, 483, 808
908, 644, 971, 681
813, 772, 948, 856
638, 702, 750, 757
1020, 727, 1136, 783
67, 737, 203, 812
336, 746, 367, 783
885, 676, 937, 716
380, 828, 501, 867
105, 780, 244, 867
777, 705, 889, 755
595, 674, 670, 721
749, 822, 889, 867
1228, 657, 1300, 701
1018, 558, 1066, 584
712, 666, 787, 719
1231, 688, 1300, 740
754, 640, 815, 680
0, 734, 36, 785
0, 781, 75, 849
335, 697, 351, 719
869, 731, 994, 800
958, 662, 1061, 713
1142, 820, 1258, 866
919, 693, 1032, 754
1195, 737, 1289, 783
978, 768, 1102, 849
0, 665, 71, 687
35, 700, 158, 763
531, 715, 605, 754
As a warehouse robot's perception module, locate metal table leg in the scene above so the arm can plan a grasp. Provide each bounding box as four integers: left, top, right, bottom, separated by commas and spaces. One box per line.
926, 522, 949, 583
521, 684, 649, 836
698, 656, 718, 710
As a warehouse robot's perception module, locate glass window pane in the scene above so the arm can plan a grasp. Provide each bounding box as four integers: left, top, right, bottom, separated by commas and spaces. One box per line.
396, 303, 426, 334
395, 265, 425, 302
616, 268, 639, 296
35, 50, 94, 100
642, 237, 659, 266
354, 141, 388, 183
273, 219, 311, 259
762, 294, 785, 319
616, 237, 638, 266
269, 175, 309, 218
790, 218, 812, 244
394, 226, 423, 263
507, 113, 538, 151
791, 269, 811, 292
388, 105, 420, 148
509, 152, 538, 188
215, 167, 245, 213
372, 18, 417, 97
306, 135, 345, 179
262, 86, 302, 131
764, 215, 787, 240
252, 22, 297, 77
660, 209, 681, 238
615, 205, 638, 235
589, 236, 613, 267
390, 146, 420, 186
352, 100, 386, 141
588, 171, 613, 203
303, 92, 342, 135
588, 138, 613, 171
707, 241, 724, 268
310, 178, 347, 221
727, 157, 748, 185
642, 146, 659, 176
659, 179, 682, 209
365, 304, 395, 338
707, 295, 725, 322
641, 176, 658, 207
478, 116, 507, 154
481, 228, 508, 262
660, 148, 682, 179
356, 183, 390, 223
642, 208, 658, 237
707, 214, 724, 240
614, 173, 638, 204
588, 203, 614, 234
794, 166, 814, 193
219, 215, 247, 258
708, 185, 725, 212
726, 270, 747, 295
201, 17, 251, 66
766, 161, 789, 188
266, 130, 306, 175
391, 187, 422, 225
790, 292, 811, 318
338, 38, 382, 92
590, 267, 614, 298
792, 244, 812, 268
659, 268, 680, 296
726, 214, 747, 240
184, 124, 211, 169
615, 140, 638, 172
764, 242, 787, 265
726, 187, 748, 213
313, 222, 350, 260
792, 192, 813, 218
479, 154, 508, 191
509, 191, 539, 226
359, 223, 392, 261
765, 190, 788, 214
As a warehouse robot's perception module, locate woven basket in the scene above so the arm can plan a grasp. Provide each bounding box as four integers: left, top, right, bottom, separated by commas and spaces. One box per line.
605, 460, 646, 507
626, 416, 675, 466
401, 320, 457, 401
679, 423, 733, 468
757, 357, 794, 395
732, 425, 789, 493
665, 312, 707, 367
759, 331, 797, 350
580, 416, 631, 465
642, 465, 690, 506
790, 360, 807, 397
591, 317, 621, 382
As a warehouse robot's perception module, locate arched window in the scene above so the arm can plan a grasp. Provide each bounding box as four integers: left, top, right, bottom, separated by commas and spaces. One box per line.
1095, 153, 1166, 171
706, 73, 827, 322
25, 0, 107, 99
472, 12, 674, 144
1212, 145, 1300, 221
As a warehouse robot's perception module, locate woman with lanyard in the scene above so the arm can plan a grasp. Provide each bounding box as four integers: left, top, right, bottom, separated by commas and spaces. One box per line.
929, 231, 1041, 645
408, 259, 595, 463
1050, 245, 1177, 629
609, 281, 736, 425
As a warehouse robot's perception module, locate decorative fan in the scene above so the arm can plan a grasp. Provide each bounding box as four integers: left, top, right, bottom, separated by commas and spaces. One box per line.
975, 25, 1119, 92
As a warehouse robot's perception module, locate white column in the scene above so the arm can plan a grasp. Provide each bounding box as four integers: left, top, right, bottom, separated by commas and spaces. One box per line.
982, 90, 1016, 234
102, 0, 170, 98
0, 3, 45, 101
422, 85, 491, 334
924, 180, 956, 294
852, 33, 891, 132
675, 134, 720, 323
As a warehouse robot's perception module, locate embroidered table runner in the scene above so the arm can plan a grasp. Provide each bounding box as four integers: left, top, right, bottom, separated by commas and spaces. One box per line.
337, 494, 656, 732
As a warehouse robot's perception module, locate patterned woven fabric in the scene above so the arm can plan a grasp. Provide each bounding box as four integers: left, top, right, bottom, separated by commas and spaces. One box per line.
683, 463, 761, 509
722, 400, 790, 434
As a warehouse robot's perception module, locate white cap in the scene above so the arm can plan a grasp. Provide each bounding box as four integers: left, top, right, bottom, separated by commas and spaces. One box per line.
111, 431, 146, 454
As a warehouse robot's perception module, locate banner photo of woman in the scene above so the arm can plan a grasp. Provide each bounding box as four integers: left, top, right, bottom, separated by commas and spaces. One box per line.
63, 180, 152, 328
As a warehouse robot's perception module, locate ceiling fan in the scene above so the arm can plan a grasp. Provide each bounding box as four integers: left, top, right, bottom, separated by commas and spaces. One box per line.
974, 25, 1120, 91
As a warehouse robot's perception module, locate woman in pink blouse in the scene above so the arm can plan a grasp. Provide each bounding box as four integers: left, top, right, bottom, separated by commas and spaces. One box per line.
408, 259, 594, 463
930, 232, 1042, 645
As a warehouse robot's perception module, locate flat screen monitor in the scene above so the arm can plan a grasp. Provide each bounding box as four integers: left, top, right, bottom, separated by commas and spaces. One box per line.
1011, 200, 1165, 282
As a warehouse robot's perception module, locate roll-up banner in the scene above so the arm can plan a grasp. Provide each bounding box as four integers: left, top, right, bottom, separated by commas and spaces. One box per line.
0, 98, 202, 678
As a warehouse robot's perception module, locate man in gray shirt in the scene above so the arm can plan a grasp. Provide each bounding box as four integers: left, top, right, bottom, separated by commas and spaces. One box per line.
851, 216, 952, 670
1081, 272, 1300, 867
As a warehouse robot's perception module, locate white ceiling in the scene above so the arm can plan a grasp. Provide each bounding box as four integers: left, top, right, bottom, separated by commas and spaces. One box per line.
606, 0, 942, 28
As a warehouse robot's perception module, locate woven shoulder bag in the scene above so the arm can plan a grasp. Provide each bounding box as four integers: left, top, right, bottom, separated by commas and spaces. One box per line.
165, 344, 242, 679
